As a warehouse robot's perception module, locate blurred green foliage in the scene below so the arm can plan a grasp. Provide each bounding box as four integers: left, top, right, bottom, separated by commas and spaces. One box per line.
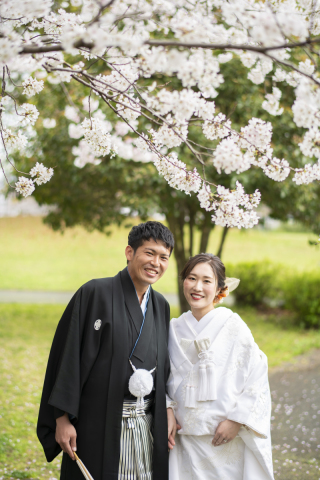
227, 261, 281, 307
228, 261, 320, 328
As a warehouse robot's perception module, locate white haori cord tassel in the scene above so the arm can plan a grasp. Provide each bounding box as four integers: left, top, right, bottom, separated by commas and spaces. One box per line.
184, 368, 197, 408
197, 351, 217, 402
128, 359, 156, 408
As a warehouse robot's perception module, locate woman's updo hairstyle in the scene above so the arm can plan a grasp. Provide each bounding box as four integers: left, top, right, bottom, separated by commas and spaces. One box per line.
180, 253, 227, 302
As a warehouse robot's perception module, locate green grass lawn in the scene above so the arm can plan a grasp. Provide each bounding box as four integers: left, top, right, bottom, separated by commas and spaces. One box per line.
1, 303, 320, 479
0, 217, 319, 293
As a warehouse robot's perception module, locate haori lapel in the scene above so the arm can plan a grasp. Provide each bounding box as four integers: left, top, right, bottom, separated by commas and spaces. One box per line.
132, 293, 154, 362
120, 268, 143, 334
152, 290, 169, 479
102, 271, 129, 477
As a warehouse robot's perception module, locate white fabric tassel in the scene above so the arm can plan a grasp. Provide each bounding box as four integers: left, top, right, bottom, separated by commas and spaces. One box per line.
188, 385, 197, 408
206, 363, 217, 401
185, 385, 191, 407
185, 368, 197, 408
185, 385, 198, 408
197, 364, 208, 401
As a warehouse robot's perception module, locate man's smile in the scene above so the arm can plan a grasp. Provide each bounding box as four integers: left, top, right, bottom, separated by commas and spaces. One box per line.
144, 267, 159, 277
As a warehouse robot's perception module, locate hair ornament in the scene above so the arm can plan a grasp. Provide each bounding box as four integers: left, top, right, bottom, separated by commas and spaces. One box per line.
225, 277, 240, 293
214, 277, 240, 304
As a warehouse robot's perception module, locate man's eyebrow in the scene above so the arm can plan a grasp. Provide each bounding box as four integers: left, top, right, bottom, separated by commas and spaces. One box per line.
144, 248, 169, 257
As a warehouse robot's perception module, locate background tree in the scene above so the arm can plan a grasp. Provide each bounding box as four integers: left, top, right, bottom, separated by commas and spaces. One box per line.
2, 0, 320, 237
11, 59, 316, 312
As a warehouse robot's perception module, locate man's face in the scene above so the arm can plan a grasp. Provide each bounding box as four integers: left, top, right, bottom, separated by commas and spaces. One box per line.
125, 238, 171, 288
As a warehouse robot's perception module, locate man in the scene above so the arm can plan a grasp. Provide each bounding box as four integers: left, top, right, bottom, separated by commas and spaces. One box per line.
37, 221, 177, 480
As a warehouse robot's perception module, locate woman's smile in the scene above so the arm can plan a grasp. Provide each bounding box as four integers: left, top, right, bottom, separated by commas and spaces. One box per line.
190, 293, 204, 300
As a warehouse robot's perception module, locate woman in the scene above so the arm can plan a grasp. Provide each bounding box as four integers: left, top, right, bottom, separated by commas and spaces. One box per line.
166, 254, 274, 480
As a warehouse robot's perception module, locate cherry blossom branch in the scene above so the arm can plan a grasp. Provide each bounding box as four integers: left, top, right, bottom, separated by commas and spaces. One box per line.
87, 0, 117, 26
265, 52, 320, 86
48, 63, 206, 164
0, 156, 14, 187
18, 37, 320, 55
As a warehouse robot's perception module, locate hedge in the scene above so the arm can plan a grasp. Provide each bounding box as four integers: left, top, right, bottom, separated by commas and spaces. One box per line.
226, 262, 320, 329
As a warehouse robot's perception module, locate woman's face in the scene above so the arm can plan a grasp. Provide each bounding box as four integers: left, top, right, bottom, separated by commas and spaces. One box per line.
183, 262, 218, 313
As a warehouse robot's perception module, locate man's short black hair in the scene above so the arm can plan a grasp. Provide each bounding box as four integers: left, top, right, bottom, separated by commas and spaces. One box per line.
128, 221, 174, 254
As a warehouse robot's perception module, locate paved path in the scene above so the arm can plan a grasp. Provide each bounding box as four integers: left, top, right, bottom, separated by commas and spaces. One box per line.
0, 290, 237, 308
269, 350, 320, 479
0, 289, 180, 306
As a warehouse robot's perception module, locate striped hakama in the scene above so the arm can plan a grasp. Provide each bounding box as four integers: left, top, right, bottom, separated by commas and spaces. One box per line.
118, 399, 154, 480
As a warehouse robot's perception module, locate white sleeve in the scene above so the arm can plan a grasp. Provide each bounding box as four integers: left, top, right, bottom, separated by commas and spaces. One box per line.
166, 393, 177, 410
227, 346, 271, 439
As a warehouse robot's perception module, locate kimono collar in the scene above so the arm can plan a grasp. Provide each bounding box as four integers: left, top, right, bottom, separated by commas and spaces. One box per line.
184, 308, 220, 336
120, 268, 154, 362
126, 267, 150, 315
169, 307, 233, 371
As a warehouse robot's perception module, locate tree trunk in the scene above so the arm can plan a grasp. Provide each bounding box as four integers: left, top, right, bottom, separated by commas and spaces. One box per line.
216, 226, 229, 259
166, 213, 189, 314
189, 211, 195, 257
199, 212, 214, 253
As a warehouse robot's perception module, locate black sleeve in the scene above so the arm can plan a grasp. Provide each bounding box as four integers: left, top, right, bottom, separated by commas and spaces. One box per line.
165, 299, 170, 338
164, 299, 171, 382
37, 289, 82, 462
53, 407, 65, 420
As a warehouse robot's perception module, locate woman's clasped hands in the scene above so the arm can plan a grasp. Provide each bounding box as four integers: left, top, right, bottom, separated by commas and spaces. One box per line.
212, 419, 241, 446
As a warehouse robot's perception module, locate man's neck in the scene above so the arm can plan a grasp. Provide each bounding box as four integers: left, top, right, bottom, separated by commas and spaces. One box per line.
127, 267, 149, 304
136, 285, 149, 305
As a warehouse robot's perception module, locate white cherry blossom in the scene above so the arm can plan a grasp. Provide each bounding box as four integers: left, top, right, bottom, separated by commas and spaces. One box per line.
2, 129, 28, 151
239, 118, 272, 152
213, 138, 251, 174
293, 163, 320, 185
1, 0, 320, 230
150, 120, 188, 148
299, 128, 320, 159
262, 88, 284, 116
263, 158, 290, 182
22, 77, 44, 98
81, 117, 117, 157
43, 118, 56, 128
29, 162, 54, 185
19, 104, 39, 126
203, 114, 231, 141
153, 153, 201, 194
15, 176, 35, 197
68, 123, 84, 139
72, 140, 101, 168
65, 106, 80, 123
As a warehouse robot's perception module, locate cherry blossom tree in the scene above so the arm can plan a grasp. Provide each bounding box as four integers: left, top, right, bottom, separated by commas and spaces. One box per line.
11, 57, 317, 312
1, 0, 320, 232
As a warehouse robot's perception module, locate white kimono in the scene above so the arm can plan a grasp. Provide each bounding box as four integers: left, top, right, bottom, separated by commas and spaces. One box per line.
167, 307, 274, 480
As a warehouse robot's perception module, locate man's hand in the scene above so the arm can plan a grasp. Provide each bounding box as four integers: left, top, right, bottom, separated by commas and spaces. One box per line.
55, 413, 77, 460
167, 407, 181, 450
212, 419, 241, 447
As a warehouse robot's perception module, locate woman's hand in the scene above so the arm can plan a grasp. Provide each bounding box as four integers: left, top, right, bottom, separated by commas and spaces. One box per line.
167, 407, 181, 450
212, 419, 241, 447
